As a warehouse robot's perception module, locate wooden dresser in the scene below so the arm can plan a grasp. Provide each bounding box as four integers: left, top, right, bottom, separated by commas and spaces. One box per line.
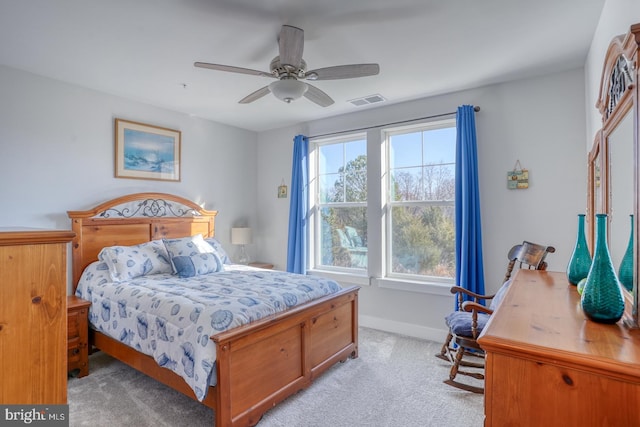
0, 228, 75, 404
478, 269, 640, 426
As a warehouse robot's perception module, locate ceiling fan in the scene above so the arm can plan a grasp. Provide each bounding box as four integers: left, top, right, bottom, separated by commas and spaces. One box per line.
194, 25, 380, 107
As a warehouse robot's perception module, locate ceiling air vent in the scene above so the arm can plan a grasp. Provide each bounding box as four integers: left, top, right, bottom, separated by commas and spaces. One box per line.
348, 94, 386, 107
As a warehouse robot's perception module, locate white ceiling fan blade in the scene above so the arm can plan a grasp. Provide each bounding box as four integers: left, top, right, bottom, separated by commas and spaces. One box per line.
194, 62, 274, 78
304, 84, 334, 107
278, 25, 304, 69
239, 86, 271, 104
306, 64, 380, 81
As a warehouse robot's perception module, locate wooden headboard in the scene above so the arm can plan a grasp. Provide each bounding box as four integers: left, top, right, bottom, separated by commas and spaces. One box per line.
67, 193, 217, 289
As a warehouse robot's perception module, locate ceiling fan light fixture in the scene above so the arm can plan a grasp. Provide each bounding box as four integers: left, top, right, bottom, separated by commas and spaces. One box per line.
269, 79, 308, 103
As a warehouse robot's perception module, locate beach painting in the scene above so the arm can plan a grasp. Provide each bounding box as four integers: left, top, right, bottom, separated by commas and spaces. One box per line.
115, 119, 181, 181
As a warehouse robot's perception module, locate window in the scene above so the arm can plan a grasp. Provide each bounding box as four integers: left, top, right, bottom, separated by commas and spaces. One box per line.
309, 119, 457, 288
385, 120, 456, 282
313, 135, 367, 272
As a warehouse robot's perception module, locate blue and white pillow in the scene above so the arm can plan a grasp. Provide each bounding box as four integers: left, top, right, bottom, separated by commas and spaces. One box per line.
172, 252, 224, 278
163, 234, 216, 273
204, 237, 232, 265
98, 240, 172, 282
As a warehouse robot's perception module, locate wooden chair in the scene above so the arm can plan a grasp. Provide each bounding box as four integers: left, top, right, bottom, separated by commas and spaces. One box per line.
436, 241, 556, 393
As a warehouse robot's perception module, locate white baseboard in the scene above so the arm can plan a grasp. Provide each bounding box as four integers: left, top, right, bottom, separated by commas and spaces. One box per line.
359, 314, 448, 343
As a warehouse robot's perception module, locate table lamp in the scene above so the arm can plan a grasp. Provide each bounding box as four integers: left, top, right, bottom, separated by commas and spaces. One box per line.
231, 227, 251, 264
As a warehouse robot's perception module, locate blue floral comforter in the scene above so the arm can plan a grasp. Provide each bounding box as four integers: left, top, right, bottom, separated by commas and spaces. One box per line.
75, 262, 342, 401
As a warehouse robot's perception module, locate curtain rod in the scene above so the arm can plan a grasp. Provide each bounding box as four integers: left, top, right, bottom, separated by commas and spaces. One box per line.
308, 105, 480, 140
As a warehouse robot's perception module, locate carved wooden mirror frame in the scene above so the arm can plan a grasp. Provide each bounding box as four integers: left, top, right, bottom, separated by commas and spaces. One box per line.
591, 23, 640, 327
587, 130, 603, 250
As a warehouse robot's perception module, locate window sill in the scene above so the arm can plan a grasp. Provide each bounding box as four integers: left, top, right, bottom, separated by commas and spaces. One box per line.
307, 269, 454, 296
306, 269, 371, 286
374, 277, 453, 296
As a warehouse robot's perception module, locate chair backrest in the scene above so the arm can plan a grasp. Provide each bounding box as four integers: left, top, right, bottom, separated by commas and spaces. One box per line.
502, 241, 555, 283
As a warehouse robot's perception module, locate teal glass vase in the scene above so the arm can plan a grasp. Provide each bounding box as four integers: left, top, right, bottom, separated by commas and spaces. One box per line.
566, 214, 592, 285
581, 214, 625, 323
618, 214, 634, 292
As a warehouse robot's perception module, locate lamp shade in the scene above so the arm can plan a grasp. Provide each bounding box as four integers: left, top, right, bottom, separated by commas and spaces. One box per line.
231, 227, 252, 245
269, 79, 308, 103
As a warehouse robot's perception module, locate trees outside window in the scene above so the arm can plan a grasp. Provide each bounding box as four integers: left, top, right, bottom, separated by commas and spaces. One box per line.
387, 122, 456, 279
311, 119, 456, 282
317, 138, 367, 270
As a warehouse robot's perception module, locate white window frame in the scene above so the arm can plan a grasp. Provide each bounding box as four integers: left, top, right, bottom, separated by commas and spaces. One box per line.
307, 118, 458, 294
308, 133, 370, 284
381, 118, 457, 287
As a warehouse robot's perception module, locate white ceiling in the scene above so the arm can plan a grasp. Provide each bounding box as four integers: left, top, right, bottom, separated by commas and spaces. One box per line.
0, 0, 605, 132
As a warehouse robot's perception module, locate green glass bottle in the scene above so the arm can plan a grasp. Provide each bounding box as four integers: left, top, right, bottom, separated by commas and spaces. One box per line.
618, 214, 634, 292
566, 214, 592, 285
581, 214, 625, 323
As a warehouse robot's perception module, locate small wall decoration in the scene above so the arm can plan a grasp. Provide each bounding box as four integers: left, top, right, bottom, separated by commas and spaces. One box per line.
507, 160, 529, 189
115, 118, 181, 182
278, 179, 288, 198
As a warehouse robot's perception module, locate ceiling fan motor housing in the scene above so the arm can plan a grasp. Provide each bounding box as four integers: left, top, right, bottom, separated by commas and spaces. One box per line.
270, 56, 307, 79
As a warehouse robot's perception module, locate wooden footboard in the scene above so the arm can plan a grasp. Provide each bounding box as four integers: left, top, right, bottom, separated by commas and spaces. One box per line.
92, 286, 359, 427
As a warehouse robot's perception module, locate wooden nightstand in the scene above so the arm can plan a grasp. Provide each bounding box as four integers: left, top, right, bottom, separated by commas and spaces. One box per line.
248, 262, 274, 269
67, 296, 91, 378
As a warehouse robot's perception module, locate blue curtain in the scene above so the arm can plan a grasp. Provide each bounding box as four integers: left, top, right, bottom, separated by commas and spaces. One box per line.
455, 105, 485, 303
286, 135, 309, 274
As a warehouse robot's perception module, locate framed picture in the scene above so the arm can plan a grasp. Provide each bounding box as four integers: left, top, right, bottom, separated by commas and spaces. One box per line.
278, 183, 288, 198
115, 118, 181, 181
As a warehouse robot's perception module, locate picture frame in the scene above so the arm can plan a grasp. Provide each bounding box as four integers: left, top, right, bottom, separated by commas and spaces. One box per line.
507, 159, 529, 189
115, 118, 181, 182
278, 183, 288, 198
507, 169, 529, 189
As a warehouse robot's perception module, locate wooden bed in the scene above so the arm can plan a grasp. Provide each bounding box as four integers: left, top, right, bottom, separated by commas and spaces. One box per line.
68, 192, 359, 427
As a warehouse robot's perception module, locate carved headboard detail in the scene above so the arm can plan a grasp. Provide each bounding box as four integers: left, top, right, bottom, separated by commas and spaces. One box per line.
67, 193, 218, 290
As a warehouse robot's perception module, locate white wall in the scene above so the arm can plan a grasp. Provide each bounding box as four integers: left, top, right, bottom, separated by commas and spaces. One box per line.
255, 124, 307, 268
257, 69, 587, 341
0, 65, 259, 290
585, 0, 640, 145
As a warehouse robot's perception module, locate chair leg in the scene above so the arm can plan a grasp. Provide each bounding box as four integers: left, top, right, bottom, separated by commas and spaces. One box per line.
435, 332, 453, 362
448, 343, 465, 381
435, 333, 483, 368
443, 346, 485, 394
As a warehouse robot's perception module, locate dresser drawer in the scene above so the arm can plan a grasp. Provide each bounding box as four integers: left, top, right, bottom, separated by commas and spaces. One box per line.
68, 338, 82, 365
68, 310, 82, 340
67, 296, 91, 378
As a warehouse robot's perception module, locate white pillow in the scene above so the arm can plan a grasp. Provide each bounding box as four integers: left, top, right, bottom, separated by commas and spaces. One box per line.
163, 234, 216, 273
98, 240, 172, 282
204, 237, 232, 265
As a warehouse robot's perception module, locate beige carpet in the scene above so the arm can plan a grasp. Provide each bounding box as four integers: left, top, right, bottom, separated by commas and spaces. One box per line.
68, 327, 484, 427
